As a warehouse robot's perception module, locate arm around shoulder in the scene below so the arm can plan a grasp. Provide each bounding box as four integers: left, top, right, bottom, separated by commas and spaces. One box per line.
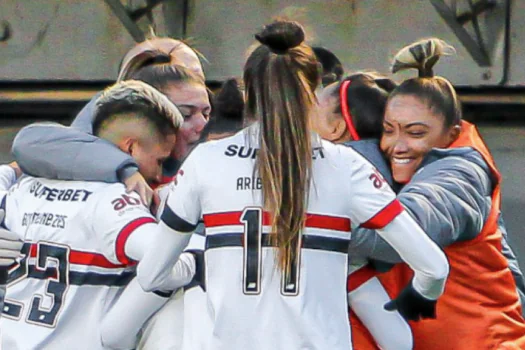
12, 122, 138, 183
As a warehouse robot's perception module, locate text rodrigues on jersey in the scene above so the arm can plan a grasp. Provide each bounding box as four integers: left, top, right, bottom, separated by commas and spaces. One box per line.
22, 212, 67, 229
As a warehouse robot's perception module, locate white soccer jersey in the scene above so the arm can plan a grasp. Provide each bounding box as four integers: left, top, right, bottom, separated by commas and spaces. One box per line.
137, 229, 210, 350
1, 177, 155, 350
182, 232, 211, 350
162, 125, 403, 350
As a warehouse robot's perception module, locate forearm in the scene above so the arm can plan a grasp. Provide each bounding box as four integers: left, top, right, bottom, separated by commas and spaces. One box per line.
125, 225, 196, 291
100, 278, 168, 349
12, 123, 138, 183
348, 277, 413, 350
376, 211, 449, 299
132, 221, 193, 292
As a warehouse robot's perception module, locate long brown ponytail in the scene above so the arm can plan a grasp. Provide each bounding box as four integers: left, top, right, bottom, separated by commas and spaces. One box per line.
243, 21, 320, 272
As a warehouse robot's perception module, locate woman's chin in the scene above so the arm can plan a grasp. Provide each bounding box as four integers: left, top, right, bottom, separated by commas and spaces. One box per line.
392, 170, 414, 184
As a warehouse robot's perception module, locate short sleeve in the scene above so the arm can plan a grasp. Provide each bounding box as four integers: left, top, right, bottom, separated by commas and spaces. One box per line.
346, 151, 403, 228
91, 185, 156, 265
161, 148, 202, 233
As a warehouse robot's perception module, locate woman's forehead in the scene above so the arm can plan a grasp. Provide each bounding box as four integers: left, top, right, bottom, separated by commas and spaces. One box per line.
385, 95, 440, 124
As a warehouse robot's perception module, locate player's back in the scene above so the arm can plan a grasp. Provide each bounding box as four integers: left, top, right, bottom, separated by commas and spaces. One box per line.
1, 176, 153, 350
176, 126, 397, 350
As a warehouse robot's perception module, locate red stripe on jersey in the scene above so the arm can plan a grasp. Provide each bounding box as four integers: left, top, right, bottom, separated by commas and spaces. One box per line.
305, 214, 351, 232
115, 217, 156, 265
28, 244, 127, 269
347, 265, 379, 292
203, 211, 242, 227
203, 211, 350, 232
360, 199, 404, 229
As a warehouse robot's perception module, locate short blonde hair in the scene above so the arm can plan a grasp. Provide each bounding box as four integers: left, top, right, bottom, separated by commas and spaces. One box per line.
93, 80, 183, 135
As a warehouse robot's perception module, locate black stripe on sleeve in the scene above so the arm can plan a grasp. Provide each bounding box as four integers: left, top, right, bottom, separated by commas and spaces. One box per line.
153, 290, 174, 298
161, 205, 198, 233
206, 233, 349, 254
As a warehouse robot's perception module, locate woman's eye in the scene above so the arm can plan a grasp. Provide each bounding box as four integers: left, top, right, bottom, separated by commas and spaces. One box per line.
183, 115, 192, 121
408, 131, 426, 137
383, 128, 394, 134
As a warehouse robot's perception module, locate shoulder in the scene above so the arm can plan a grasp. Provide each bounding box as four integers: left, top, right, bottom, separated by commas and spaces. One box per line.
406, 147, 493, 198
320, 139, 359, 160
189, 128, 251, 162
88, 182, 137, 203
417, 147, 492, 184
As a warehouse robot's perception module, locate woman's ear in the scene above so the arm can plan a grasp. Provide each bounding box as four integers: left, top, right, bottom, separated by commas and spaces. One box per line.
117, 137, 135, 155
449, 124, 461, 143
332, 118, 350, 142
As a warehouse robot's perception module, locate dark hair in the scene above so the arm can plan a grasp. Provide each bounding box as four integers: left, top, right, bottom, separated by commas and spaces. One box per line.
389, 38, 461, 128
313, 46, 344, 87
199, 78, 244, 141
330, 72, 397, 140
244, 20, 319, 271
93, 80, 182, 140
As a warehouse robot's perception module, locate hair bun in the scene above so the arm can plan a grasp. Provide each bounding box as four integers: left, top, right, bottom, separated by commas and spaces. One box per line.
391, 38, 455, 77
255, 21, 305, 54
214, 78, 244, 121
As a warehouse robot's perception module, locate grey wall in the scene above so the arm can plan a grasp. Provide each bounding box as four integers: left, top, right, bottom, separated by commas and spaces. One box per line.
0, 0, 519, 86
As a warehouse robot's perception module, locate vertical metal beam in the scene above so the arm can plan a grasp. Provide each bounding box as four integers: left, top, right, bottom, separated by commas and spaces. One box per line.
430, 0, 492, 66
103, 0, 145, 42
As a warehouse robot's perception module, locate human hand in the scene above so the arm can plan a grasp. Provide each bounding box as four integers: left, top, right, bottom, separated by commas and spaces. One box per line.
0, 210, 23, 267
124, 172, 153, 206
384, 280, 437, 321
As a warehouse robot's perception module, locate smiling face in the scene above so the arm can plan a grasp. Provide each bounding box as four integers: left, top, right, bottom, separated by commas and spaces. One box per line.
380, 94, 459, 183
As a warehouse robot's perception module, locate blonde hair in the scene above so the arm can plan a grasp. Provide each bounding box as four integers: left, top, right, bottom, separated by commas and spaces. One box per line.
390, 38, 461, 128
391, 38, 455, 77
93, 80, 183, 134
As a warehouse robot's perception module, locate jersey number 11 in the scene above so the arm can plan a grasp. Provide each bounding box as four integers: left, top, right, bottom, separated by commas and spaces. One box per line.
241, 208, 301, 296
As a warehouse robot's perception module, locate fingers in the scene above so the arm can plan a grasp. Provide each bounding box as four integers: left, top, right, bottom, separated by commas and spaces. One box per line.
383, 300, 397, 311
8, 162, 22, 178
0, 228, 22, 242
138, 186, 148, 207
0, 248, 22, 259
0, 257, 17, 267
0, 238, 23, 251
145, 186, 153, 207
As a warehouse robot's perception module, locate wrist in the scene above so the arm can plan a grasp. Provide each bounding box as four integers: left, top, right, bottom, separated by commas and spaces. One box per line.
117, 164, 139, 183
412, 276, 444, 300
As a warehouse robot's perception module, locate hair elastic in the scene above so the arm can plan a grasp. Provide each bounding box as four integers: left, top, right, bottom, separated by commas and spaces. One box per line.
339, 80, 360, 141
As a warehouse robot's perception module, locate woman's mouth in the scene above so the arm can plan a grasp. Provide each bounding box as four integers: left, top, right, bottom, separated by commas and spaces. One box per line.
392, 157, 413, 164
390, 157, 419, 183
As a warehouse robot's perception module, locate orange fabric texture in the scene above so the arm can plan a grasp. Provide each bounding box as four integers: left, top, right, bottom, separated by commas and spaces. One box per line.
350, 121, 525, 349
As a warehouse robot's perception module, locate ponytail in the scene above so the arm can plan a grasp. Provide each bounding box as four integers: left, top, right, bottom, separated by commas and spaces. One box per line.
390, 38, 461, 128
244, 21, 319, 272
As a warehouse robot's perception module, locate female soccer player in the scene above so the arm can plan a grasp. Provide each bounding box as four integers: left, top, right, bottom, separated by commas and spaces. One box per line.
12, 36, 210, 203
136, 21, 449, 350
347, 38, 525, 349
